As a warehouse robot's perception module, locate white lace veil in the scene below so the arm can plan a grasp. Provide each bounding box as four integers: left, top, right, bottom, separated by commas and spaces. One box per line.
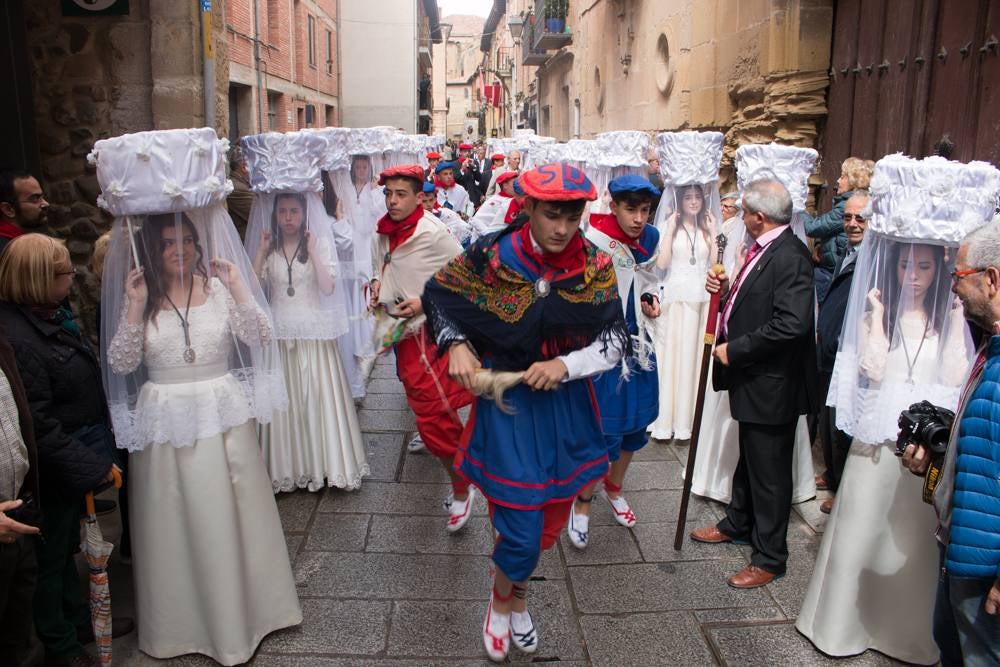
828, 154, 1000, 444
735, 142, 817, 245
242, 130, 348, 340
93, 128, 287, 452
652, 131, 725, 302
588, 131, 651, 216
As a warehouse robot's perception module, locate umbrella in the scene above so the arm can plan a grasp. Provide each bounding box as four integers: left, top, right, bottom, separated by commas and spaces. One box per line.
82, 468, 122, 665
674, 234, 728, 550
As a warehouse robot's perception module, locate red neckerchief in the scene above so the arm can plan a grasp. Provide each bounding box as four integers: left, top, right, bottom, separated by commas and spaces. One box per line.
589, 213, 639, 249
503, 198, 523, 225
0, 219, 23, 240
434, 177, 454, 190
515, 222, 584, 273
376, 206, 424, 254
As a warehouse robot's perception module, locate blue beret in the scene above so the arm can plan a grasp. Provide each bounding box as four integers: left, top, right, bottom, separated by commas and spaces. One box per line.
434, 161, 456, 174
422, 181, 436, 194
512, 178, 524, 196
608, 174, 661, 199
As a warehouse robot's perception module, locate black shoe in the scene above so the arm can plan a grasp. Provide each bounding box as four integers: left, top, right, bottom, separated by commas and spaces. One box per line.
44, 653, 100, 667
93, 498, 117, 516
77, 616, 135, 645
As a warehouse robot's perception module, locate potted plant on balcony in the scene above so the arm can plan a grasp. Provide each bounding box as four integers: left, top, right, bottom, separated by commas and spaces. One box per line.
545, 0, 566, 34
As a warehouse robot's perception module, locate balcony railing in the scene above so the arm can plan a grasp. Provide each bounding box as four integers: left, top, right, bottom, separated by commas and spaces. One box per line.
521, 14, 550, 66
532, 0, 572, 51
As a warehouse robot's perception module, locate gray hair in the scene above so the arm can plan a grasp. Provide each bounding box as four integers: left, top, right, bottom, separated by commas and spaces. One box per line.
720, 191, 740, 205
742, 179, 793, 225
963, 215, 1000, 269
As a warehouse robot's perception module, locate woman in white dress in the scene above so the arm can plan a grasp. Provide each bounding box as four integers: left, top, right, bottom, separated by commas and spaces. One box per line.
797, 239, 971, 663
94, 127, 298, 664
105, 213, 301, 664
249, 188, 368, 492
648, 183, 717, 441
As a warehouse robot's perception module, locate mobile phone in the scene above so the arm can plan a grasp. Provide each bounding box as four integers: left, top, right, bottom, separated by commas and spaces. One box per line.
7, 494, 42, 528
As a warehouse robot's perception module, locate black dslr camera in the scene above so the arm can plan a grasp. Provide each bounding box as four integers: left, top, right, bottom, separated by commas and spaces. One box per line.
895, 400, 955, 503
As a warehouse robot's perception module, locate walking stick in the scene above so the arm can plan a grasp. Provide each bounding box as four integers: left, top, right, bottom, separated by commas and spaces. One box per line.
673, 233, 727, 550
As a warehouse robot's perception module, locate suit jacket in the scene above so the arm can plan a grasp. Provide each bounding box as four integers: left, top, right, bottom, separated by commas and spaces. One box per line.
816, 246, 858, 373
713, 227, 819, 425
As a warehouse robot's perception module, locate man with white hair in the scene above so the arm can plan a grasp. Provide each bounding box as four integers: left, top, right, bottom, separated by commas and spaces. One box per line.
691, 179, 818, 589
485, 150, 521, 197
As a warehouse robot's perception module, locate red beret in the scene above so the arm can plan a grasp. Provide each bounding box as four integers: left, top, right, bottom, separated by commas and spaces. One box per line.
458, 143, 473, 150
518, 163, 597, 201
495, 171, 518, 186
378, 164, 425, 185
491, 153, 505, 161
426, 151, 442, 159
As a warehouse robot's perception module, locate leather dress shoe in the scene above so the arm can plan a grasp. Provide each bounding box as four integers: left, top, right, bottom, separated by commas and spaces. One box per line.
689, 525, 748, 545
819, 497, 834, 514
814, 474, 829, 491
727, 565, 782, 589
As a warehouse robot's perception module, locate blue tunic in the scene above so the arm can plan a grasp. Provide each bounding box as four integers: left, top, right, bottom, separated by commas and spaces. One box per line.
457, 232, 610, 510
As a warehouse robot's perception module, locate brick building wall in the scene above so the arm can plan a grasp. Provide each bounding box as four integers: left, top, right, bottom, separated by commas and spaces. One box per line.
226, 0, 340, 138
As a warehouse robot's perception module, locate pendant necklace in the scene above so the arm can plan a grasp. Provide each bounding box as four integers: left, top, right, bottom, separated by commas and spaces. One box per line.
281, 237, 305, 297
899, 314, 930, 385
679, 222, 697, 265
164, 278, 196, 364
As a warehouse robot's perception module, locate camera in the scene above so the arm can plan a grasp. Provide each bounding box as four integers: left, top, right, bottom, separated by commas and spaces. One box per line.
895, 400, 955, 503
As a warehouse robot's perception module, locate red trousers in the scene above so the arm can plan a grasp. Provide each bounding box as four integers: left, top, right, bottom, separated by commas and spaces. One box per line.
395, 330, 473, 490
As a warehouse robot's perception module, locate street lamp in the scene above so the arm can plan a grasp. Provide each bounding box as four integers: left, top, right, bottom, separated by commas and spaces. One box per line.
507, 14, 524, 42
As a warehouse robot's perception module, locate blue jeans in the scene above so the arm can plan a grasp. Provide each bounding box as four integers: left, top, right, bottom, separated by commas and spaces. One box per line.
934, 542, 1000, 666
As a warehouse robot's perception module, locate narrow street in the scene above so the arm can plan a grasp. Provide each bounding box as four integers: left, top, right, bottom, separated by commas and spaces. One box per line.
106, 352, 902, 666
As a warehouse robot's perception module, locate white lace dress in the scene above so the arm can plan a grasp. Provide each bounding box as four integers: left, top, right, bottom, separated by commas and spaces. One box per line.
107, 279, 301, 665
648, 229, 710, 440
260, 247, 369, 492
796, 317, 967, 664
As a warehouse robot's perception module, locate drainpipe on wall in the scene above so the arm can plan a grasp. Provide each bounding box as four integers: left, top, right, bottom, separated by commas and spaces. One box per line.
253, 0, 264, 132
200, 0, 216, 128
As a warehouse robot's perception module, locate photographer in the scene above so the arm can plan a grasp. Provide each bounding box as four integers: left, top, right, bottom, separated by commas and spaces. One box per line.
903, 220, 1000, 666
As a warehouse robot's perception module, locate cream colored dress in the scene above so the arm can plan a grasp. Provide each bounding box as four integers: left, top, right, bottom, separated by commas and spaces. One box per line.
796, 316, 968, 664
648, 229, 709, 440
110, 281, 302, 665
259, 243, 368, 492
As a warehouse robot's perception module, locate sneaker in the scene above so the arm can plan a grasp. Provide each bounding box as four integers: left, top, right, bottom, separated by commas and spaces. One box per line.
601, 488, 637, 528
443, 491, 454, 512
407, 433, 426, 453
447, 486, 476, 533
482, 597, 511, 662
567, 501, 590, 549
510, 610, 538, 653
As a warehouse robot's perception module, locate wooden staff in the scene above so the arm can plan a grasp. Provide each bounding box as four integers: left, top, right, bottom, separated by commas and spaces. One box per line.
673, 232, 728, 550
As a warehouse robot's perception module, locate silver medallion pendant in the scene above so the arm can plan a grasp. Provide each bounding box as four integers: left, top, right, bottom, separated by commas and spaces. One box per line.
535, 278, 551, 298
384, 252, 392, 265
287, 286, 295, 297
183, 347, 196, 364
689, 256, 697, 265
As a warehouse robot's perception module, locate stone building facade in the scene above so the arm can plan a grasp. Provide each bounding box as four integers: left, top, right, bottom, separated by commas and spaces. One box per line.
226, 0, 341, 139
491, 0, 833, 188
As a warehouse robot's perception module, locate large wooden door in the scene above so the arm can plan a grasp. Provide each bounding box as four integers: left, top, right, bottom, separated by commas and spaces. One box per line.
819, 0, 1000, 198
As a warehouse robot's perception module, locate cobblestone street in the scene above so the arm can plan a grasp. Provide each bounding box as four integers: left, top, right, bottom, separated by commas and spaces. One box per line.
106, 352, 904, 666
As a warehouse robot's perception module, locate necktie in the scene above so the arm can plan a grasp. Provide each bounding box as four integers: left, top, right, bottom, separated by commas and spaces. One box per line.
721, 241, 762, 336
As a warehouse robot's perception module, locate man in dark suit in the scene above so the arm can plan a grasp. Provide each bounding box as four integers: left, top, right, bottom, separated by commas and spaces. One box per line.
814, 191, 869, 512
690, 179, 818, 589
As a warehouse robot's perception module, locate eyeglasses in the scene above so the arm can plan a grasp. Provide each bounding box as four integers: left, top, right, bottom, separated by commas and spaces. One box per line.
843, 213, 867, 223
950, 267, 986, 282
721, 204, 739, 211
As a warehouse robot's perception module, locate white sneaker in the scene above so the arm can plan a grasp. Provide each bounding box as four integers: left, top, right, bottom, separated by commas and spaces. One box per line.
443, 491, 454, 512
447, 486, 476, 533
567, 501, 590, 549
407, 433, 426, 453
601, 488, 637, 528
510, 610, 538, 653
482, 597, 511, 662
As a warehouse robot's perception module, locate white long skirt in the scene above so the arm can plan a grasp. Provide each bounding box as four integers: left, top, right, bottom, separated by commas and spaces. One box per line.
262, 338, 369, 492
648, 299, 708, 440
687, 388, 816, 504
337, 278, 374, 399
796, 439, 940, 664
130, 421, 302, 665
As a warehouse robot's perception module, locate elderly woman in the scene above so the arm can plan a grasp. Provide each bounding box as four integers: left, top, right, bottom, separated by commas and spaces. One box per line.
0, 234, 121, 667
804, 157, 874, 302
